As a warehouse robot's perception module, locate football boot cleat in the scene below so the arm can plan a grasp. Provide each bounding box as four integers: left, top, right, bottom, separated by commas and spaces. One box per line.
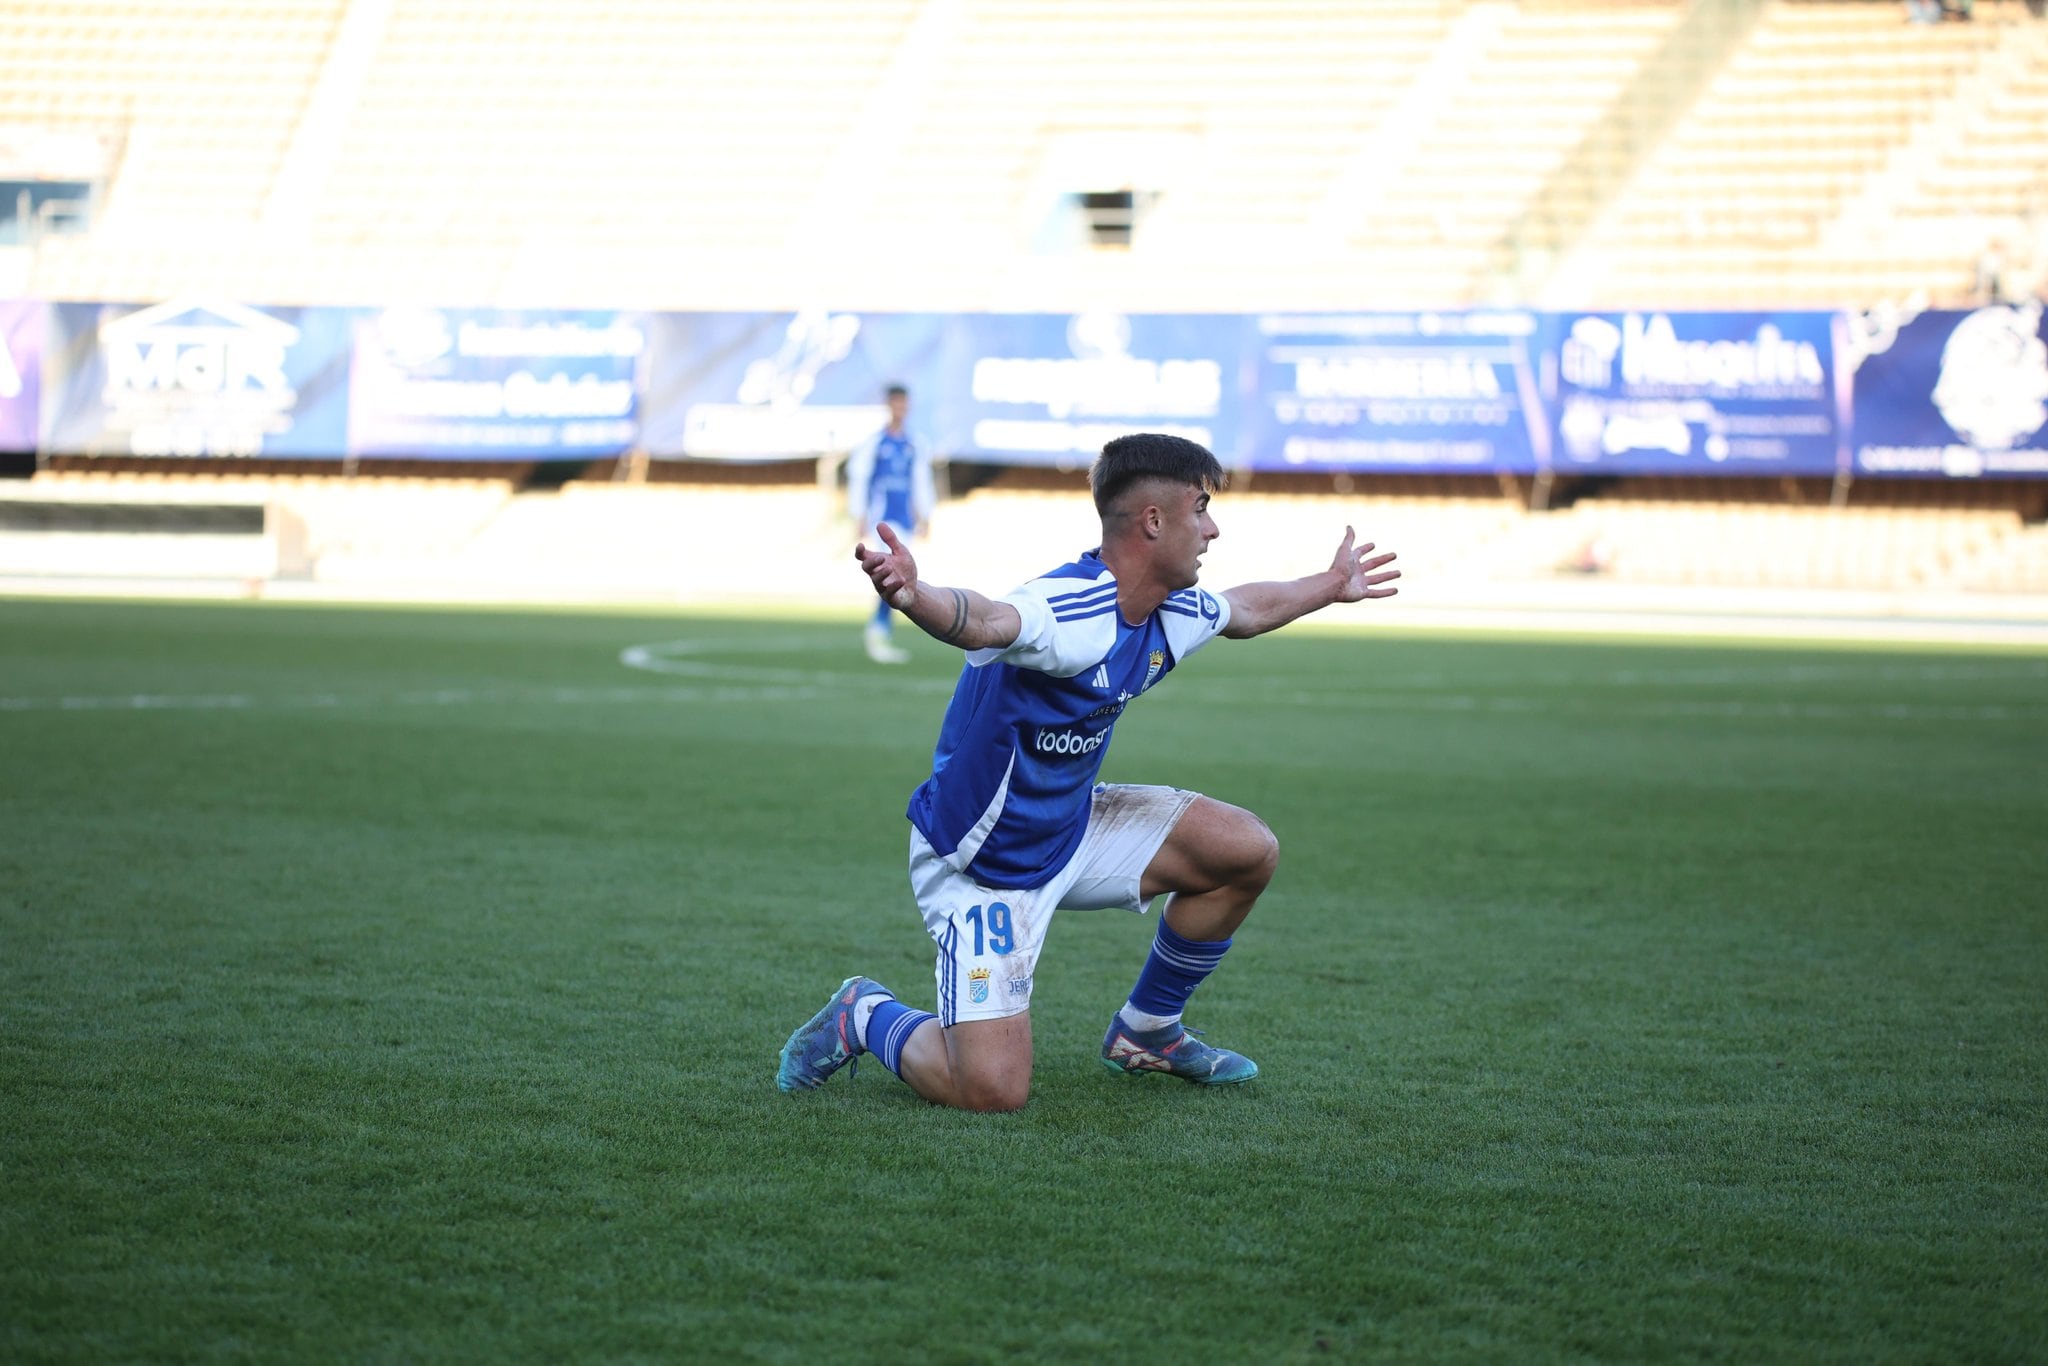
1100, 1018, 1258, 1085
777, 976, 892, 1093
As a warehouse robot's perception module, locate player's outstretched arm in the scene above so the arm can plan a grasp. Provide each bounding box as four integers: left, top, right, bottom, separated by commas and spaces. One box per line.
1220, 526, 1399, 639
855, 523, 1022, 652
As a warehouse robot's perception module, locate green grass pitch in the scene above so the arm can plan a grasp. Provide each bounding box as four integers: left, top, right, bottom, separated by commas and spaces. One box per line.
3, 596, 2044, 1361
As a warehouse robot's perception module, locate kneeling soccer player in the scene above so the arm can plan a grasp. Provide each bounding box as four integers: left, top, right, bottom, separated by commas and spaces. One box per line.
777, 432, 1400, 1112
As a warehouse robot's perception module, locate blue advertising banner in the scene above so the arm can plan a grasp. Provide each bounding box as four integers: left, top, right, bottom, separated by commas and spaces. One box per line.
40, 299, 351, 457
932, 311, 1244, 467
0, 299, 41, 450
348, 307, 646, 459
641, 310, 1238, 467
1243, 312, 1545, 473
1849, 304, 2048, 478
1539, 310, 1842, 476
22, 297, 2045, 478
639, 310, 947, 460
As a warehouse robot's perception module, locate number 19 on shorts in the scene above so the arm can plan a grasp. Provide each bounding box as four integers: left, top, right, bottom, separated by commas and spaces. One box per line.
962, 902, 1013, 956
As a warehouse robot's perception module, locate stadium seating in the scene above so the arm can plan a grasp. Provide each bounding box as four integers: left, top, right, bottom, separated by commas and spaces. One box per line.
3, 0, 348, 298
14, 0, 2040, 309
4, 1, 2046, 616
1016, 479, 2039, 599
0, 2, 346, 223
11, 460, 2047, 605
1332, 1, 1682, 304
1530, 497, 2019, 590
1956, 521, 2048, 591
1563, 0, 2044, 306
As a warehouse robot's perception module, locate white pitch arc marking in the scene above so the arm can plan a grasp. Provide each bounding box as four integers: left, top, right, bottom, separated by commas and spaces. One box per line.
618, 635, 956, 695
619, 634, 841, 685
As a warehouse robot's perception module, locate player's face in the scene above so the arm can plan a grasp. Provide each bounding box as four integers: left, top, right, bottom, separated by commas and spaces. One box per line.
1161, 485, 1219, 589
887, 393, 909, 426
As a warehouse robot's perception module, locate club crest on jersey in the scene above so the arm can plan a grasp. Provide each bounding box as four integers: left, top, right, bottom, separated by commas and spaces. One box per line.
1142, 649, 1165, 691
968, 967, 991, 1004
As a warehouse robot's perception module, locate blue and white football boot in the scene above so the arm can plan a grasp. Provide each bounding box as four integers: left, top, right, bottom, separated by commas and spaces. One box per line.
777, 976, 892, 1093
1100, 1017, 1259, 1085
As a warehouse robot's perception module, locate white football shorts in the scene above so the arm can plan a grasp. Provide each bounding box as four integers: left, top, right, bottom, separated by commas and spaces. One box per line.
908, 783, 1199, 1026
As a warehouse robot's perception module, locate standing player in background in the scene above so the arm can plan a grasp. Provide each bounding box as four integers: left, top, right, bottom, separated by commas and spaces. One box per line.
844, 383, 935, 664
777, 433, 1401, 1112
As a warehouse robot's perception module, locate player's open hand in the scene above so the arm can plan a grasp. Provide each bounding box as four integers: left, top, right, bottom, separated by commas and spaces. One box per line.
855, 522, 920, 609
1332, 525, 1400, 602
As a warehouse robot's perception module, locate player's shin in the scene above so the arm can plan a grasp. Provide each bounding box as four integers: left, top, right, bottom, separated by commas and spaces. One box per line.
865, 998, 937, 1078
1117, 913, 1232, 1032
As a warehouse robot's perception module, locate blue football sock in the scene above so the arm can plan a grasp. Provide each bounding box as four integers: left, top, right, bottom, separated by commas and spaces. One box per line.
870, 598, 894, 631
865, 998, 935, 1077
1122, 916, 1232, 1030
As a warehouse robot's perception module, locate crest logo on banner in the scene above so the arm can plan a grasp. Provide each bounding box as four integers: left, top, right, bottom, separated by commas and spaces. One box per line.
1931, 304, 2048, 452
1066, 310, 1133, 360
1559, 316, 1623, 389
372, 306, 455, 368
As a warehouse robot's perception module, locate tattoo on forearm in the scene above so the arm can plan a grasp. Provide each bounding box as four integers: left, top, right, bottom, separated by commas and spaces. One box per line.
938, 587, 970, 643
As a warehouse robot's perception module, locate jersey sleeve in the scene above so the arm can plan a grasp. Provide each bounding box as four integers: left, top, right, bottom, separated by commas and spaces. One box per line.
965, 575, 1117, 678
1161, 587, 1231, 661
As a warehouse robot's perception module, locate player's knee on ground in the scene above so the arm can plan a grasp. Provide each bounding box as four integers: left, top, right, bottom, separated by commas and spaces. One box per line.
934, 1016, 1032, 1112
955, 1072, 1030, 1113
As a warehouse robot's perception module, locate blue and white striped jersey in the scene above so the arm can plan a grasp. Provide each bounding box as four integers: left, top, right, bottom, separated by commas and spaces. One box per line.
846, 427, 933, 532
906, 549, 1232, 889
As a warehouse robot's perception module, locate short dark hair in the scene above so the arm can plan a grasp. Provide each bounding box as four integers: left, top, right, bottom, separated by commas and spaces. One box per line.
884, 383, 908, 400
1090, 433, 1226, 516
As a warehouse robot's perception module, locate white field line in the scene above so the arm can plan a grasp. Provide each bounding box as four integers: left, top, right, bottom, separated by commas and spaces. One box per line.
620, 635, 2048, 722
1167, 684, 2043, 723
621, 636, 2048, 690
0, 683, 828, 713
1344, 659, 2048, 690
2, 637, 2040, 720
